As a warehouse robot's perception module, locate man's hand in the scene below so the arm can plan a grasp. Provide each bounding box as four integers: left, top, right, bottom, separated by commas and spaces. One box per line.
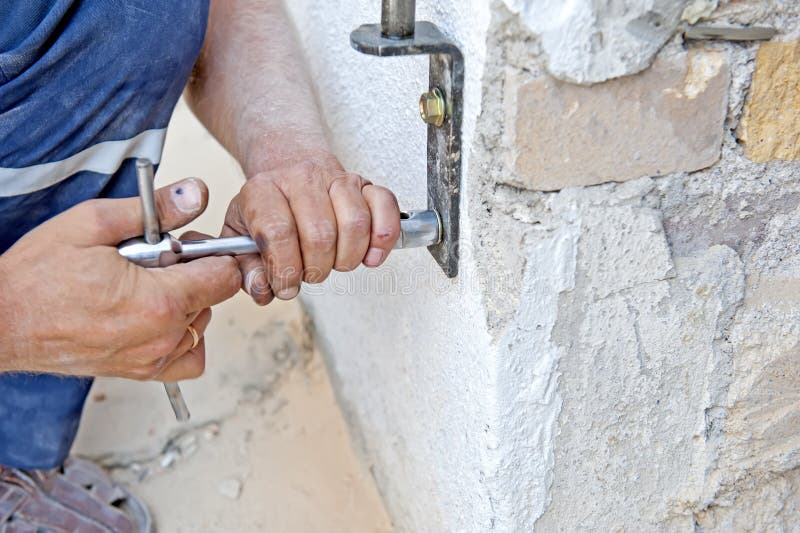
186, 0, 401, 305
222, 154, 401, 305
0, 179, 241, 380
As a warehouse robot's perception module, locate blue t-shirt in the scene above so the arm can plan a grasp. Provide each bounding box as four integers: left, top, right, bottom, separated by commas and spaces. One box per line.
0, 0, 209, 470
0, 0, 209, 252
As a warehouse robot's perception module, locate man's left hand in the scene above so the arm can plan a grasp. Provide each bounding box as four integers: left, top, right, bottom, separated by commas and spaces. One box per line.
222, 153, 401, 305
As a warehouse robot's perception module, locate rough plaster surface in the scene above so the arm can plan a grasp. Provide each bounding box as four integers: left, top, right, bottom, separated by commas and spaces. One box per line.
503, 0, 690, 84
289, 0, 800, 531
512, 50, 729, 190
470, 3, 800, 530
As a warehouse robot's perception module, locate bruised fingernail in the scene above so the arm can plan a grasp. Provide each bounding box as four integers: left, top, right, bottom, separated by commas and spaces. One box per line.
363, 247, 384, 267
172, 179, 202, 213
276, 286, 299, 300
244, 267, 270, 298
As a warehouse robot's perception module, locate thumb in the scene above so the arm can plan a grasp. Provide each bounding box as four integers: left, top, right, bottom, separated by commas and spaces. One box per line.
67, 178, 209, 245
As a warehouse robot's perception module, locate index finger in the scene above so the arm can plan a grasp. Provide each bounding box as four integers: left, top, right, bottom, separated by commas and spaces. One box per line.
155, 256, 242, 312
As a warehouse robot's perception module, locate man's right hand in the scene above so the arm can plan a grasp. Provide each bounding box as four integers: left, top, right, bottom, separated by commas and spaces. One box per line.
0, 178, 242, 381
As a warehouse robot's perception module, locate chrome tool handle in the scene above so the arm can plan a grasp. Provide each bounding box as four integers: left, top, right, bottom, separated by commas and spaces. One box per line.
118, 210, 442, 267
173, 209, 441, 259
179, 236, 259, 260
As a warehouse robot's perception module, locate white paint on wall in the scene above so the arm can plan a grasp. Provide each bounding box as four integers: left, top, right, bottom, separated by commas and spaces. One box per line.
284, 1, 507, 531
503, 0, 690, 84
488, 222, 579, 529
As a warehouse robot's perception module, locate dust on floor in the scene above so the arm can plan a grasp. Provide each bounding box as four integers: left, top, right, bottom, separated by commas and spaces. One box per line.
73, 296, 392, 533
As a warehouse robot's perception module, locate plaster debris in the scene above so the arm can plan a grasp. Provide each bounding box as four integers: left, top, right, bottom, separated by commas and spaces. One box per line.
160, 450, 178, 469
202, 422, 221, 441
510, 50, 729, 190
217, 478, 243, 500
175, 433, 198, 459
737, 41, 800, 162
503, 0, 690, 84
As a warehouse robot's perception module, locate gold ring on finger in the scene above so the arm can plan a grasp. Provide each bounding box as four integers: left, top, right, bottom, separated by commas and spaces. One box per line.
187, 325, 200, 350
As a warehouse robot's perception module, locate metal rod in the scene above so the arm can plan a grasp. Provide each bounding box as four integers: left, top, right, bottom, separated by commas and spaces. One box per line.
177, 210, 439, 259
136, 159, 191, 422
136, 159, 160, 245
176, 210, 439, 259
118, 209, 442, 266
164, 382, 190, 421
381, 0, 416, 38
180, 236, 259, 260
395, 210, 440, 248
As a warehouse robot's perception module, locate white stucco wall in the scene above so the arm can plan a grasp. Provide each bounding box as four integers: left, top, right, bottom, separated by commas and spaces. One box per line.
285, 2, 499, 531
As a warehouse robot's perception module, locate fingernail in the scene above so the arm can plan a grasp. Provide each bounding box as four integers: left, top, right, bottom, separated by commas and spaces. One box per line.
244, 268, 270, 297
276, 286, 299, 300
171, 179, 202, 213
364, 247, 384, 267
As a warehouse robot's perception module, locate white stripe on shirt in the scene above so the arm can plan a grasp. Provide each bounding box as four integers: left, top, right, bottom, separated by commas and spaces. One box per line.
0, 128, 167, 197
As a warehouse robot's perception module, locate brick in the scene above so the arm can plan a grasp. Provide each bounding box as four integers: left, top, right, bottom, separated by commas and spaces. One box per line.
737, 41, 800, 163
511, 51, 729, 191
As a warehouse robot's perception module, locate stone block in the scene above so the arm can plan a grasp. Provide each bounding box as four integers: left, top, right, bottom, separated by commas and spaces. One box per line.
511, 51, 729, 191
737, 41, 800, 163
504, 0, 688, 84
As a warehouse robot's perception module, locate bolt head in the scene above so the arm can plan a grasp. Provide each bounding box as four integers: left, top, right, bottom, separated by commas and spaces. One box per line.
419, 88, 446, 127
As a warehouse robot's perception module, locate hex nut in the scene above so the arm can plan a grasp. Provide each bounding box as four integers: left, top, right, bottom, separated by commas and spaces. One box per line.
419, 87, 446, 127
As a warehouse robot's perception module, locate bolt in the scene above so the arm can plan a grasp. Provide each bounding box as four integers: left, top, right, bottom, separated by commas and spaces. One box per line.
419, 87, 446, 127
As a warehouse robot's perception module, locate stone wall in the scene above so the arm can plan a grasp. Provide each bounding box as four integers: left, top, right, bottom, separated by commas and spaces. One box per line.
287, 0, 800, 530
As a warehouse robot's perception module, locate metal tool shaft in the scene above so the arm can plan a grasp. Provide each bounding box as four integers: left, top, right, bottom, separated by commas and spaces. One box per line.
136, 160, 161, 245
163, 382, 190, 422
177, 210, 440, 258
136, 158, 191, 423
180, 236, 259, 260
381, 0, 416, 38
119, 209, 442, 267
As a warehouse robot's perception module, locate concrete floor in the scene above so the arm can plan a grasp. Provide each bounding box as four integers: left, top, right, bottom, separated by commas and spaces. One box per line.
72, 102, 392, 532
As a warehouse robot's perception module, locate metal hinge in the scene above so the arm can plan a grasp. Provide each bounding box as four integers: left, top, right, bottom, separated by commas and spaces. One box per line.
350, 1, 464, 278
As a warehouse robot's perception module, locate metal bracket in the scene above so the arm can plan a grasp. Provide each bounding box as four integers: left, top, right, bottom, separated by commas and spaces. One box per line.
350, 13, 463, 277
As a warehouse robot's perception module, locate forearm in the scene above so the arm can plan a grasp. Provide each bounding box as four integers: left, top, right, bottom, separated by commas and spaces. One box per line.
187, 0, 401, 302
186, 0, 335, 176
0, 257, 20, 372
